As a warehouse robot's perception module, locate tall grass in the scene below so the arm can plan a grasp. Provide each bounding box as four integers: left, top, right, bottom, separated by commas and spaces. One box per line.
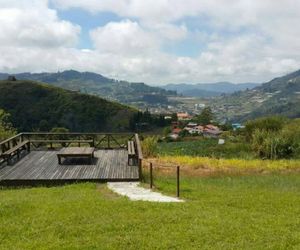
154, 155, 300, 170
141, 136, 158, 157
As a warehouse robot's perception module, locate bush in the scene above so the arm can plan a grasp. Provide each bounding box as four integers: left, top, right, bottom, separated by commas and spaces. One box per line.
142, 136, 158, 157
245, 116, 286, 141
163, 126, 171, 136
281, 119, 300, 158
251, 129, 294, 159
179, 129, 190, 137
0, 109, 16, 141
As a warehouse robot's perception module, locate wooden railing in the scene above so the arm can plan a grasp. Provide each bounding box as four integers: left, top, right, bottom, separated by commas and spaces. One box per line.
0, 133, 25, 164
134, 133, 143, 179
0, 133, 144, 178
21, 132, 136, 149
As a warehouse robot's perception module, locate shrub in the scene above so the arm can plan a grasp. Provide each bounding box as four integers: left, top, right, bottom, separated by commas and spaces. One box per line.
163, 126, 171, 136
281, 119, 300, 158
0, 109, 16, 141
251, 129, 294, 159
245, 116, 286, 141
179, 129, 190, 137
142, 136, 158, 157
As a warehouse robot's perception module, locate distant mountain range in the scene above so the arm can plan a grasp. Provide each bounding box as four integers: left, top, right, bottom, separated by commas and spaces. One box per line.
210, 69, 300, 122
0, 79, 136, 132
1, 69, 299, 123
0, 70, 176, 104
162, 82, 260, 97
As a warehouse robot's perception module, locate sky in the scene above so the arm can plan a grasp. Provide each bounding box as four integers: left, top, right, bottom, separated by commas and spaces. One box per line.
0, 0, 299, 85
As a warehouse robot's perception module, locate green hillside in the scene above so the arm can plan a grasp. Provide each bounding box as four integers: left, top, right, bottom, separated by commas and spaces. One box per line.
210, 69, 300, 122
0, 80, 136, 132
0, 70, 176, 104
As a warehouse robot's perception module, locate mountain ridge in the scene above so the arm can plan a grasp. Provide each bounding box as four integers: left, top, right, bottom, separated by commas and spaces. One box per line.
0, 79, 137, 132
0, 70, 176, 104
162, 82, 260, 97
210, 69, 300, 122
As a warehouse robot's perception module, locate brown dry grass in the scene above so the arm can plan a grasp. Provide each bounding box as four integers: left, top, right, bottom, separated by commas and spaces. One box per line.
143, 157, 300, 177
96, 184, 121, 200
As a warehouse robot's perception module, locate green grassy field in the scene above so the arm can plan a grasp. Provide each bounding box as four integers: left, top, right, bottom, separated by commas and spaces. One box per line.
1, 173, 300, 249
157, 138, 255, 159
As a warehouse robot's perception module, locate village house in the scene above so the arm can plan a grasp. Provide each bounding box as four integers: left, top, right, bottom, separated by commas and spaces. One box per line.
177, 112, 192, 121
194, 125, 204, 133
182, 123, 222, 137
203, 125, 222, 138
172, 128, 182, 134
171, 121, 179, 129
186, 122, 197, 128
169, 127, 182, 139
232, 123, 245, 130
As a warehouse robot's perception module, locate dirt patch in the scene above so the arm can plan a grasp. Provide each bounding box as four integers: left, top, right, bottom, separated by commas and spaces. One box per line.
96, 184, 121, 200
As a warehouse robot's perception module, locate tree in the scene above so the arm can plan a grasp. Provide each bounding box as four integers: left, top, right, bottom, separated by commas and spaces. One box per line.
50, 127, 69, 133
171, 113, 178, 122
179, 129, 190, 137
163, 126, 172, 136
50, 127, 70, 146
195, 107, 214, 125
0, 109, 16, 141
39, 120, 50, 131
7, 76, 17, 81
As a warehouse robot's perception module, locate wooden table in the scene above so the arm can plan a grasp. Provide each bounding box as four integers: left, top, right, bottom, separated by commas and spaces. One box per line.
57, 147, 95, 165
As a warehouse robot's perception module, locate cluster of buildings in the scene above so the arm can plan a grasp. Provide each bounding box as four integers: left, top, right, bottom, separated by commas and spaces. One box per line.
169, 121, 222, 139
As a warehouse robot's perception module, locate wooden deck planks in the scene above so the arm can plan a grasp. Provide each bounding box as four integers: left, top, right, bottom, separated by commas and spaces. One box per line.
0, 149, 139, 183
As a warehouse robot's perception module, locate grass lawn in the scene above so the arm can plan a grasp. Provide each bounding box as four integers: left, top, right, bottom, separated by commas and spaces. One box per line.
1, 173, 300, 249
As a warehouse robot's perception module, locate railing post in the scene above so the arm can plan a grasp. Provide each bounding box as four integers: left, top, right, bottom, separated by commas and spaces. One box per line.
176, 166, 180, 197
150, 162, 153, 189
138, 158, 142, 180
135, 134, 143, 180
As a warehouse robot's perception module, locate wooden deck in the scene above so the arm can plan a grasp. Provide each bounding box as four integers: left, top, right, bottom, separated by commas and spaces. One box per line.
0, 149, 139, 185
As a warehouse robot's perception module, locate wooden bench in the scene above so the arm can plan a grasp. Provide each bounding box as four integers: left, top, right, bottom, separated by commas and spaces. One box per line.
57, 147, 95, 165
2, 140, 30, 164
128, 141, 136, 165
30, 140, 94, 148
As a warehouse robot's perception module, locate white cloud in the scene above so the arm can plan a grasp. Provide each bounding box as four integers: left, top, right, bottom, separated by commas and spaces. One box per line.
52, 0, 197, 22
0, 0, 299, 84
146, 22, 188, 41
0, 0, 80, 48
90, 20, 160, 55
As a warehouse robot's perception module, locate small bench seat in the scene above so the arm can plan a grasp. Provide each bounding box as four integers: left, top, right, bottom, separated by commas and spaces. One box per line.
128, 141, 136, 165
2, 140, 30, 164
57, 147, 95, 165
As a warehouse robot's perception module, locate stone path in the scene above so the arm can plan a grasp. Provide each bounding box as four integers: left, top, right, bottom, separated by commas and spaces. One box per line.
107, 182, 184, 202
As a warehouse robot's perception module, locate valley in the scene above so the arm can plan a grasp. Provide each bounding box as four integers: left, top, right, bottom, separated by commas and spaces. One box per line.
1, 69, 299, 124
